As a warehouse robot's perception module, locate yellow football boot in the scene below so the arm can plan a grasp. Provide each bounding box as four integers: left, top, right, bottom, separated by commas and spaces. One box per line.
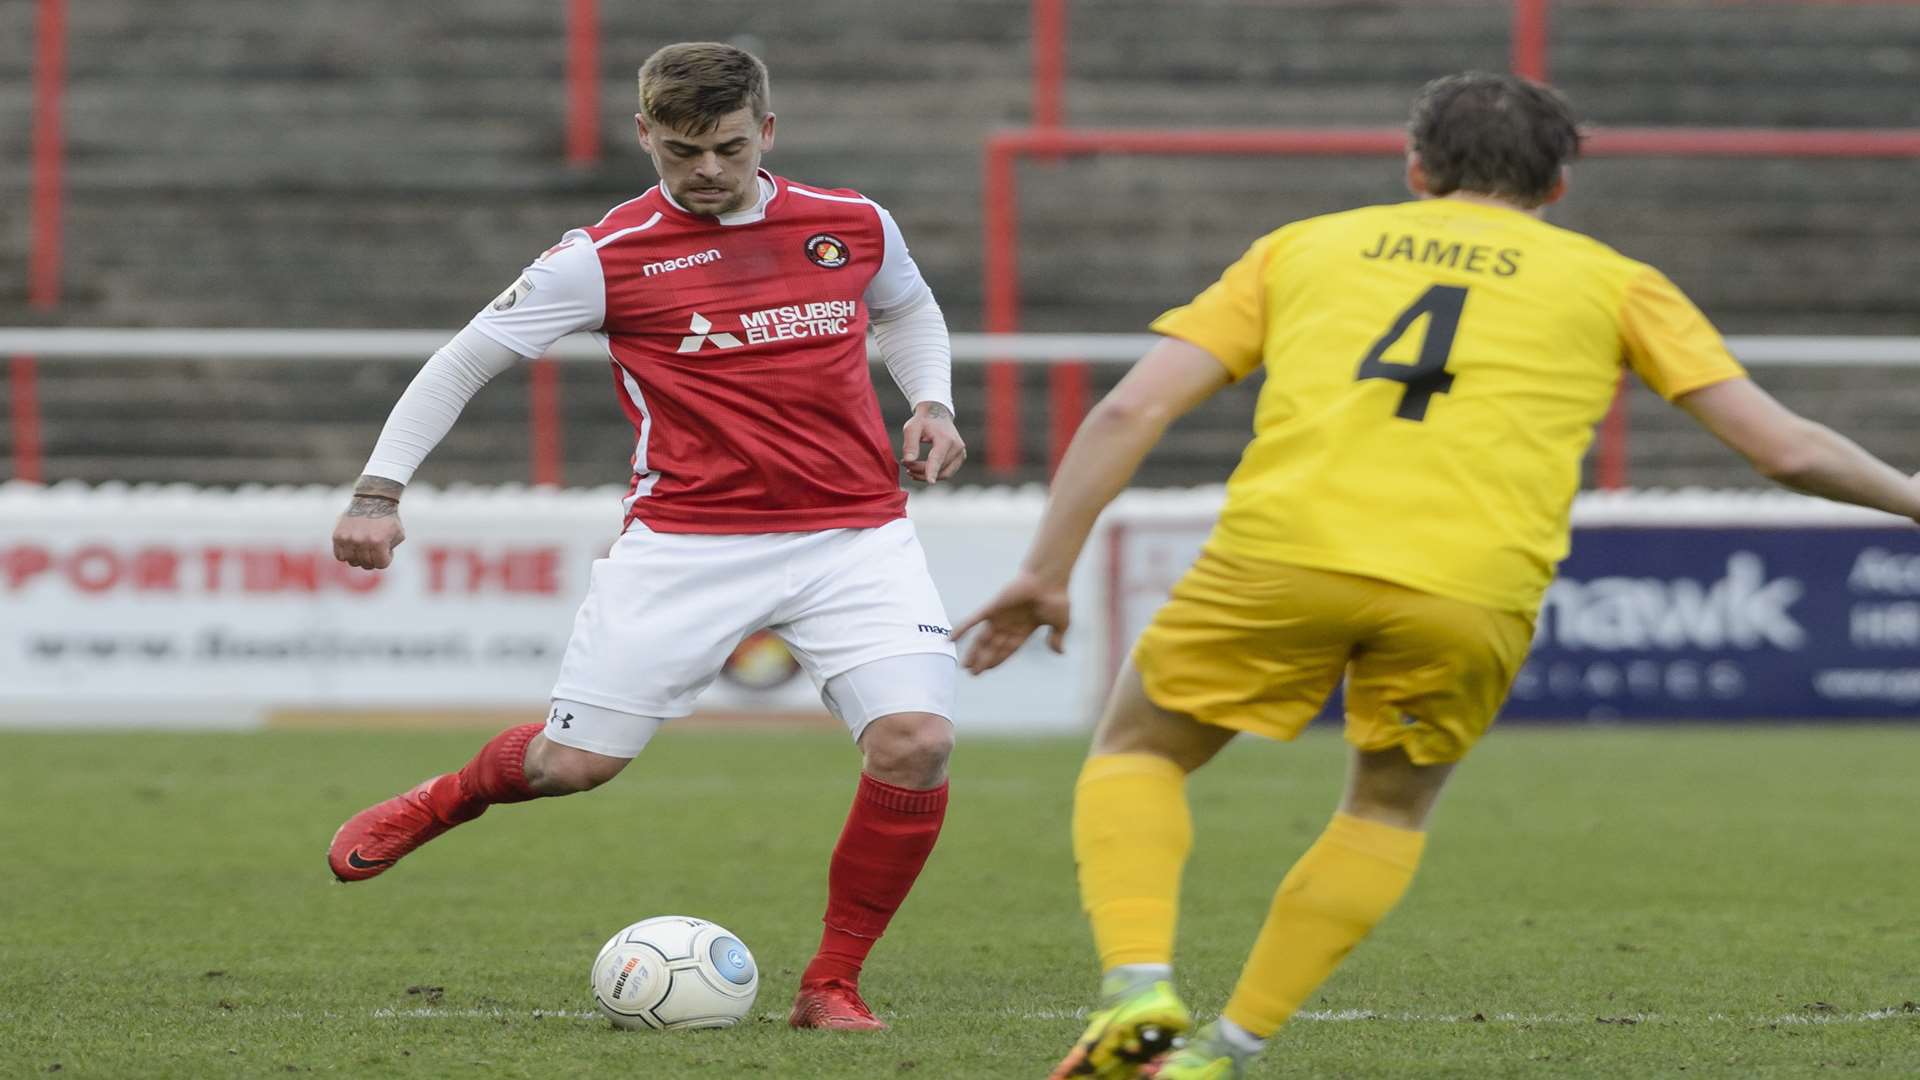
1046, 980, 1192, 1080
1140, 1021, 1252, 1078
1140, 1048, 1241, 1079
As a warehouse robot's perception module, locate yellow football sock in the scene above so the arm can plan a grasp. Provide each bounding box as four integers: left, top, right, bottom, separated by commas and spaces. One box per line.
1073, 753, 1193, 970
1222, 812, 1427, 1036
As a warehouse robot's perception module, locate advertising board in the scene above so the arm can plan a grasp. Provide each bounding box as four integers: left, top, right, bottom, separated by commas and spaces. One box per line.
1102, 491, 1920, 722
4, 485, 1912, 730
0, 485, 1096, 732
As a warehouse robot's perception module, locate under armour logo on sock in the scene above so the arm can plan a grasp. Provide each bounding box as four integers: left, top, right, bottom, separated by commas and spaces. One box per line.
677, 311, 745, 353
549, 709, 574, 729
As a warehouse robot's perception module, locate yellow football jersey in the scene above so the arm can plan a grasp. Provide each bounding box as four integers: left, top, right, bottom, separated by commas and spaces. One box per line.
1152, 198, 1746, 613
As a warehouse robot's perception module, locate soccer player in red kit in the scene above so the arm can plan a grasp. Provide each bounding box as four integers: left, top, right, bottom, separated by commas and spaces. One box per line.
326, 42, 966, 1031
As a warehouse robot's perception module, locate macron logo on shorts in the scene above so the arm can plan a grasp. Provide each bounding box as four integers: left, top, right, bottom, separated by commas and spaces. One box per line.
678, 312, 745, 353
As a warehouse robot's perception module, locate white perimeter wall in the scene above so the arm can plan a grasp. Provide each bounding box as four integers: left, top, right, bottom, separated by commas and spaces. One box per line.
0, 484, 1903, 734
0, 484, 1111, 733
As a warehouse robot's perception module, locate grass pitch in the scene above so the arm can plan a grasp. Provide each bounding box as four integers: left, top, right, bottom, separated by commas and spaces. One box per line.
2, 724, 1916, 1079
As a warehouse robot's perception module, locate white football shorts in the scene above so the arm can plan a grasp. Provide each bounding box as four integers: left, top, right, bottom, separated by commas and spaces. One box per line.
544, 518, 957, 758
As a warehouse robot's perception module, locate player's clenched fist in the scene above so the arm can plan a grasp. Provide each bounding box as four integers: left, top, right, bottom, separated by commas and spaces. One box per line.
332, 477, 408, 570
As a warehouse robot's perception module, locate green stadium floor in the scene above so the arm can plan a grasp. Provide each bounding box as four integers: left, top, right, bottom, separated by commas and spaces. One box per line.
2, 726, 1915, 1078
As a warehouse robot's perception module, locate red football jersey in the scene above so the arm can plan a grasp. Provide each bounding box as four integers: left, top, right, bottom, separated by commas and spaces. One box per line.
471, 171, 930, 534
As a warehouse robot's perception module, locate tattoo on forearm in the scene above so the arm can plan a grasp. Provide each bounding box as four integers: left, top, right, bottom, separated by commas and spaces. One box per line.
347, 474, 405, 517
923, 403, 953, 421
346, 495, 400, 519
354, 475, 405, 499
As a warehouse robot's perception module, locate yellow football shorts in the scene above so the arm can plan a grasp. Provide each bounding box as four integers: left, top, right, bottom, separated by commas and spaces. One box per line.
1134, 549, 1535, 765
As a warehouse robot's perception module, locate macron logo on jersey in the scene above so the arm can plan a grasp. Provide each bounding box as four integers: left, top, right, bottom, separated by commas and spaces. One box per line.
644, 248, 723, 277
678, 312, 745, 353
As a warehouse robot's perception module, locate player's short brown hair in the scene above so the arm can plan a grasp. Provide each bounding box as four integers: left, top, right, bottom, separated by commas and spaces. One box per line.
638, 42, 771, 136
1408, 72, 1582, 207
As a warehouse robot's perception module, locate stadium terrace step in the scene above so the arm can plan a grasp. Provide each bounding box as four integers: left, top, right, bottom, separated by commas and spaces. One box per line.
4, 0, 1918, 487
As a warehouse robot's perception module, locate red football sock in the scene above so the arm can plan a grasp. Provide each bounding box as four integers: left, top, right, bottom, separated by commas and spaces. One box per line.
801, 773, 949, 988
423, 722, 544, 823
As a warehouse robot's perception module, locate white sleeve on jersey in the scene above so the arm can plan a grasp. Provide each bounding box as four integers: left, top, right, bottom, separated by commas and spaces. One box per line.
468, 230, 607, 359
361, 234, 605, 484
871, 296, 955, 415
865, 204, 954, 415
863, 204, 933, 318
361, 324, 521, 485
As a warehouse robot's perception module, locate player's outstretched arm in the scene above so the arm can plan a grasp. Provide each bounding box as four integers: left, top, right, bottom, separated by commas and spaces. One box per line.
953, 337, 1233, 673
333, 476, 407, 570
1678, 377, 1920, 522
329, 327, 523, 570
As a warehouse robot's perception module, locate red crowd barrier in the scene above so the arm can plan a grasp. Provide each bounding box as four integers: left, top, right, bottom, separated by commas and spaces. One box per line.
13, 0, 1920, 488
981, 124, 1920, 483
989, 0, 1920, 483
13, 0, 66, 485
566, 0, 600, 168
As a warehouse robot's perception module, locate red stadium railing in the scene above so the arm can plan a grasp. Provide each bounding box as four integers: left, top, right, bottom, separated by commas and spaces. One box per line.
988, 0, 1920, 483
1022, 0, 1558, 139
1512, 0, 1551, 80
544, 0, 605, 485
10, 0, 593, 488
12, 0, 1920, 486
13, 0, 65, 485
1030, 0, 1068, 134
982, 126, 1920, 484
566, 0, 601, 168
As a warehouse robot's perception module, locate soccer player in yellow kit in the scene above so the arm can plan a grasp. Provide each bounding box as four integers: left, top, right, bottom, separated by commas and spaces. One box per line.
952, 73, 1920, 1079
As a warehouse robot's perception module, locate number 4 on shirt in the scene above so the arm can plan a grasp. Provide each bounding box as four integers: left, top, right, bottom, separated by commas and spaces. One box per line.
1354, 284, 1468, 421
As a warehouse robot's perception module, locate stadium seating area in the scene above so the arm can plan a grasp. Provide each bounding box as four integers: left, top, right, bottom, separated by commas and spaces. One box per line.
2, 0, 1917, 487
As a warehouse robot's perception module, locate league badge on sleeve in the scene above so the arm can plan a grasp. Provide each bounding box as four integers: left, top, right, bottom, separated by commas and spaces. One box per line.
491, 276, 535, 311
804, 233, 850, 269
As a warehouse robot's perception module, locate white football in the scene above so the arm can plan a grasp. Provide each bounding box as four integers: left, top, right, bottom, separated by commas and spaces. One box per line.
590, 915, 759, 1030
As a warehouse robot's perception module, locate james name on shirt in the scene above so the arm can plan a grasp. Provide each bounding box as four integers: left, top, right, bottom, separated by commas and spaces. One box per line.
1361, 232, 1524, 277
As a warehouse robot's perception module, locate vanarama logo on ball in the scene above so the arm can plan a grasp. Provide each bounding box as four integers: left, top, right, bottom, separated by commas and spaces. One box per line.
610, 956, 642, 998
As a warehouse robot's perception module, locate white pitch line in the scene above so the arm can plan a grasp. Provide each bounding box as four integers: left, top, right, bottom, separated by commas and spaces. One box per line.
987, 1006, 1913, 1026
1758, 1008, 1915, 1025
1284, 1009, 1916, 1026
370, 1007, 603, 1020
1294, 1010, 1659, 1025
360, 1006, 1915, 1026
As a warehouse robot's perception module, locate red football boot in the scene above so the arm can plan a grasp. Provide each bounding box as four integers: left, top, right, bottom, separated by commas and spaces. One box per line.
788, 979, 889, 1031
327, 774, 475, 882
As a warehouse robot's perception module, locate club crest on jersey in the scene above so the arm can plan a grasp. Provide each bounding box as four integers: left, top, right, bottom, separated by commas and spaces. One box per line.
677, 311, 745, 353
804, 233, 850, 269
491, 276, 535, 311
